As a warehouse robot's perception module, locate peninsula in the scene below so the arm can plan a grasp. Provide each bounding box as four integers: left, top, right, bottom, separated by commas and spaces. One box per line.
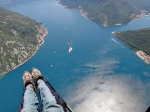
113, 28, 150, 64
0, 8, 48, 77
60, 0, 150, 26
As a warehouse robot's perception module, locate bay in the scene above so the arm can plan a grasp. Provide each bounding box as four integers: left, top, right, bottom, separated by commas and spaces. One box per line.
0, 0, 150, 111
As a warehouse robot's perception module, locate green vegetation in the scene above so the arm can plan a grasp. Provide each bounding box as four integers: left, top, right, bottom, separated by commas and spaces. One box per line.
114, 28, 150, 55
125, 0, 150, 12
60, 0, 150, 26
0, 8, 44, 76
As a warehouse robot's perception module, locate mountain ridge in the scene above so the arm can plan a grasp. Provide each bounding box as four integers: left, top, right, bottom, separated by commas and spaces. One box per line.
114, 28, 150, 64
60, 0, 150, 26
0, 8, 47, 77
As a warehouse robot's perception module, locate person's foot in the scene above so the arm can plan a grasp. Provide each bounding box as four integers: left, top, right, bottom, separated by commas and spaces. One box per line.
31, 67, 44, 86
22, 71, 34, 88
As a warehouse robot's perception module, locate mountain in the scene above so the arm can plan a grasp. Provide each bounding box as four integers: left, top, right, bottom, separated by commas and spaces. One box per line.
114, 28, 150, 64
60, 0, 150, 26
125, 0, 150, 12
0, 8, 47, 76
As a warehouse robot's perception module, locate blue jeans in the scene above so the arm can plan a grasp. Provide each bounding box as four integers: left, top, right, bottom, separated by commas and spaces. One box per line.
21, 79, 64, 112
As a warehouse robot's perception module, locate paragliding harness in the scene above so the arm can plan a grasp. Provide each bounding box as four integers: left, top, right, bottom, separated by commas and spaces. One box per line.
146, 106, 150, 112
17, 78, 73, 112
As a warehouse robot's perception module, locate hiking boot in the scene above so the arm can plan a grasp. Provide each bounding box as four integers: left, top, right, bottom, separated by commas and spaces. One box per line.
22, 71, 35, 90
31, 67, 44, 86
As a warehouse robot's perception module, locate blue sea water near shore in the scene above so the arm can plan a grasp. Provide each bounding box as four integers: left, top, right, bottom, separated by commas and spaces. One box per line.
0, 0, 150, 112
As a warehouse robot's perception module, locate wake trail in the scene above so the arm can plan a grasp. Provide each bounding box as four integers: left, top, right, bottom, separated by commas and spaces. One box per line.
111, 38, 123, 48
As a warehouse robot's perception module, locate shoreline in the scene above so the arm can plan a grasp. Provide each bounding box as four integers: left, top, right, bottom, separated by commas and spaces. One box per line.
0, 23, 48, 78
112, 32, 150, 65
78, 6, 88, 19
62, 0, 150, 65
59, 1, 150, 27
136, 50, 150, 64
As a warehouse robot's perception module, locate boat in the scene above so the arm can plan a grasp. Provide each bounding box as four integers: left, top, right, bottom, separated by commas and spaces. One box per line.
68, 47, 73, 53
68, 41, 72, 44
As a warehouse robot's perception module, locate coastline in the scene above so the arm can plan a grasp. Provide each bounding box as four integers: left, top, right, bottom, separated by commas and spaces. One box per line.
0, 23, 48, 78
60, 1, 150, 65
112, 32, 150, 65
59, 1, 150, 27
78, 6, 88, 19
136, 50, 150, 64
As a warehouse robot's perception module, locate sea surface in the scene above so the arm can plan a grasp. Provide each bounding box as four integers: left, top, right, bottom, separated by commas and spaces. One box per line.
0, 0, 150, 112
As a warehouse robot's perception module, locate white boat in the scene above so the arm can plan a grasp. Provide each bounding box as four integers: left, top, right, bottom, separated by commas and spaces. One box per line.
68, 47, 73, 53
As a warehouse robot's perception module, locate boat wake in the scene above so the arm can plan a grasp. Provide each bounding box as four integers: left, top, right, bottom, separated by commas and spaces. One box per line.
111, 38, 123, 48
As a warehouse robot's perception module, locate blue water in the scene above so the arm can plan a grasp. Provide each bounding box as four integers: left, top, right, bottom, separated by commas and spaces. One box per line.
0, 0, 150, 112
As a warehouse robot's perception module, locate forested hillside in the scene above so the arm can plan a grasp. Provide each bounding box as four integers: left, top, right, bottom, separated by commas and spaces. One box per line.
0, 8, 47, 76
125, 0, 150, 12
114, 28, 150, 64
114, 28, 150, 55
60, 0, 150, 26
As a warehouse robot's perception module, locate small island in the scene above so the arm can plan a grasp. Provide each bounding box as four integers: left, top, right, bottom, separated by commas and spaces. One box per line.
0, 8, 48, 77
113, 28, 150, 64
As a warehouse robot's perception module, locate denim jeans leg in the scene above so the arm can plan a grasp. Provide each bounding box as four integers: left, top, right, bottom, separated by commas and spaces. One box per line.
37, 79, 64, 112
21, 84, 39, 112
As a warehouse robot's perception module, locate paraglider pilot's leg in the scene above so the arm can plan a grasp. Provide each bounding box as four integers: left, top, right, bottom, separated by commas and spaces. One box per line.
32, 68, 64, 112
18, 71, 39, 112
37, 79, 64, 112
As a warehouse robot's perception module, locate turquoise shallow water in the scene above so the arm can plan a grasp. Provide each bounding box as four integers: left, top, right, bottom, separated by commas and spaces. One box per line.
0, 0, 150, 111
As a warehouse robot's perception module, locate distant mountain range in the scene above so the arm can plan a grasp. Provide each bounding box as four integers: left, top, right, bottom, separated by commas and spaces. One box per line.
60, 0, 150, 26
0, 0, 150, 26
